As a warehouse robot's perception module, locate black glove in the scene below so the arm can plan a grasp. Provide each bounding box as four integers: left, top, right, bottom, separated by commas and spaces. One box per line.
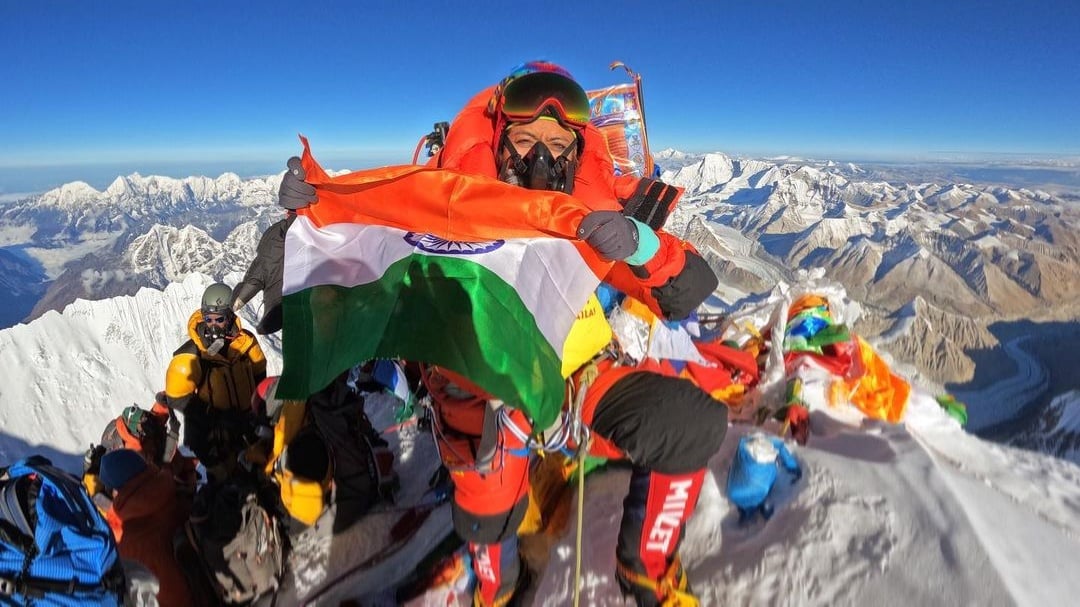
278, 156, 317, 210
83, 443, 106, 475
649, 251, 719, 320
620, 178, 679, 230
577, 210, 638, 261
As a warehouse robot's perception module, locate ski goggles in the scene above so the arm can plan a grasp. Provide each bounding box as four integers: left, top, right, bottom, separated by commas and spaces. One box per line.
495, 71, 591, 130
121, 405, 145, 434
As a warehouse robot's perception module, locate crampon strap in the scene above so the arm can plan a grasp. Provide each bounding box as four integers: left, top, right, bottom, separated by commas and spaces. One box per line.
616, 555, 699, 607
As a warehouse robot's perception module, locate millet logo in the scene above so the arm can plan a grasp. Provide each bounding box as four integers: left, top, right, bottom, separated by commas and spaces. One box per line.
645, 479, 693, 554
474, 546, 496, 583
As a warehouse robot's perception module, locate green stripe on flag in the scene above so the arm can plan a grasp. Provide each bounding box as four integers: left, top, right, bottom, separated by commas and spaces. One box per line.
278, 254, 564, 429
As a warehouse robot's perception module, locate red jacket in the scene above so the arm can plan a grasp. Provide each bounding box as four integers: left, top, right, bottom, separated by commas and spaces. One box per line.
432, 87, 701, 320
106, 467, 193, 607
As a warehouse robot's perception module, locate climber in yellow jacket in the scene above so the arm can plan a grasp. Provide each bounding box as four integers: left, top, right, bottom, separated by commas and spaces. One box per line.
165, 282, 267, 479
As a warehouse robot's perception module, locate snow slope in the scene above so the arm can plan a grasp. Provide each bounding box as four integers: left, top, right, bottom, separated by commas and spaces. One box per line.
1, 275, 1079, 606
519, 398, 1080, 606
0, 272, 280, 470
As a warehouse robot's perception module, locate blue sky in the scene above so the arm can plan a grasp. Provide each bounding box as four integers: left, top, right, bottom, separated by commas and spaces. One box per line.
2, 0, 1079, 193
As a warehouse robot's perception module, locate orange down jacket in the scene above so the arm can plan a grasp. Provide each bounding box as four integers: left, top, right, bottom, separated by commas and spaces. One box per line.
105, 466, 193, 607
431, 86, 698, 319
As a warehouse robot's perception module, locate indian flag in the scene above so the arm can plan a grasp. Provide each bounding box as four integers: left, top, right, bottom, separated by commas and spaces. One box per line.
277, 138, 612, 429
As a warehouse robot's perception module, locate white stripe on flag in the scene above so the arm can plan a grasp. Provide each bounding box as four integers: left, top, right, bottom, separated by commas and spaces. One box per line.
284, 215, 600, 352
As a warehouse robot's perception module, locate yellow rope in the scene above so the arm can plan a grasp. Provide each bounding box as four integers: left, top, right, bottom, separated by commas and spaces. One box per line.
571, 362, 599, 607
573, 423, 586, 607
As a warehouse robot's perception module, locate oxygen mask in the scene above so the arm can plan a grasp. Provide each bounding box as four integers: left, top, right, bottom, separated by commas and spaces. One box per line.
501, 137, 578, 193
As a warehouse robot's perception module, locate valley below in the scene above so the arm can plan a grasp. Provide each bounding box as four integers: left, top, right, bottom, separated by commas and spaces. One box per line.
949, 317, 1080, 440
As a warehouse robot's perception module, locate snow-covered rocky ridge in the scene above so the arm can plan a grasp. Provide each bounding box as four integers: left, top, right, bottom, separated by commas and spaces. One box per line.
664, 152, 1080, 321
1014, 390, 1080, 464
1, 274, 1079, 606
663, 152, 1080, 391
4, 156, 1077, 334
0, 272, 280, 471
0, 172, 286, 326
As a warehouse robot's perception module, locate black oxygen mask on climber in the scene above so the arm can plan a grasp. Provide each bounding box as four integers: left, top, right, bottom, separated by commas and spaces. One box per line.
199, 281, 237, 350
500, 136, 578, 194
202, 316, 231, 342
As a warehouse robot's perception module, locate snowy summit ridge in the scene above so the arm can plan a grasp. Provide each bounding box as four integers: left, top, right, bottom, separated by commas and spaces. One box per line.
0, 272, 1078, 606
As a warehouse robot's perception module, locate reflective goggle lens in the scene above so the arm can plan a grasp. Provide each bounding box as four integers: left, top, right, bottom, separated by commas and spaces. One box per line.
122, 406, 144, 433
500, 72, 591, 129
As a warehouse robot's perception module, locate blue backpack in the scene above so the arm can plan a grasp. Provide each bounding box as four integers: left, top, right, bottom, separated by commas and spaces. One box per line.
0, 455, 125, 606
726, 432, 802, 522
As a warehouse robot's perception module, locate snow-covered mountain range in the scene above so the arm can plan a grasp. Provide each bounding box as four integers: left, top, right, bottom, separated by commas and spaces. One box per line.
663, 151, 1080, 322
0, 172, 284, 327
1015, 390, 1080, 463
657, 151, 1080, 441
1, 152, 1077, 439
5, 156, 1077, 329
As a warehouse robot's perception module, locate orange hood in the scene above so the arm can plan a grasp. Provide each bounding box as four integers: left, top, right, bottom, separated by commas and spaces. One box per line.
433, 86, 629, 211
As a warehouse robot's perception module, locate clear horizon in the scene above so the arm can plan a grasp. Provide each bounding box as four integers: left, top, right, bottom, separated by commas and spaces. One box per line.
4, 149, 1080, 199
3, 0, 1079, 193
